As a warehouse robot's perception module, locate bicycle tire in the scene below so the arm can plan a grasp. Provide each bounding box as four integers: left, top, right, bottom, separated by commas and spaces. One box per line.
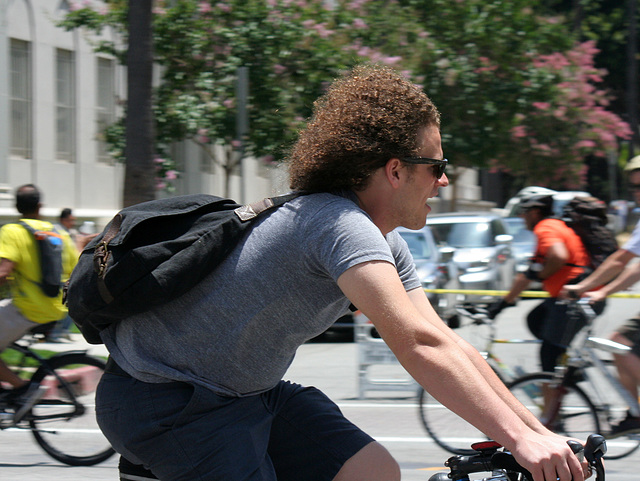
508, 373, 601, 442
418, 387, 489, 455
27, 353, 115, 466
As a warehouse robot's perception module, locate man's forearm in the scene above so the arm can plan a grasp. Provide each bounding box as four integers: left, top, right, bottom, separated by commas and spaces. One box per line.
575, 249, 633, 292
598, 260, 640, 296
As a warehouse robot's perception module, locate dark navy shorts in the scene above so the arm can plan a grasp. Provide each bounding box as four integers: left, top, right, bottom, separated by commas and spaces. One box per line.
96, 367, 374, 480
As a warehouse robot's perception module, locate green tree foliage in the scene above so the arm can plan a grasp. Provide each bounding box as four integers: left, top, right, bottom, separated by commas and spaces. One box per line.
59, 0, 631, 192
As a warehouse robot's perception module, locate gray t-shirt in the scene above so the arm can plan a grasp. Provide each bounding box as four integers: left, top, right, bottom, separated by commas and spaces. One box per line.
102, 192, 420, 396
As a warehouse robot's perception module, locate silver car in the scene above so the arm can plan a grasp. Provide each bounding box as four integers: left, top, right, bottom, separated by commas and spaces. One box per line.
395, 226, 460, 323
427, 213, 515, 297
502, 217, 537, 275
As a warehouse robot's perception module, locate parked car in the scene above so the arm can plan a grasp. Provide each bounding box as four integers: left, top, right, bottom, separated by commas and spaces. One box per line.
502, 217, 537, 275
395, 226, 461, 323
427, 213, 516, 298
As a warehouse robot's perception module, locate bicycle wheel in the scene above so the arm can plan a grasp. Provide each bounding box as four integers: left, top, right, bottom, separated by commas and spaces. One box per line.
598, 405, 640, 459
508, 373, 600, 441
418, 387, 489, 455
27, 353, 115, 466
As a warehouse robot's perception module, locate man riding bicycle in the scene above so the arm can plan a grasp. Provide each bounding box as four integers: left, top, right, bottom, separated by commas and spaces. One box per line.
0, 185, 78, 422
97, 65, 589, 481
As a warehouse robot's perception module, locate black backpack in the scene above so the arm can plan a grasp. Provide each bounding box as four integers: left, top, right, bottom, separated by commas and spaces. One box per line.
64, 192, 300, 344
16, 221, 64, 298
562, 197, 618, 270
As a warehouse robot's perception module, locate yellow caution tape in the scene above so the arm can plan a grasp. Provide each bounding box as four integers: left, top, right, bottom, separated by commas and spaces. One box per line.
422, 288, 640, 299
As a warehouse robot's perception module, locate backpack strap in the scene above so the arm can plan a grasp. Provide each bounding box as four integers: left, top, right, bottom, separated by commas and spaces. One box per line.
13, 221, 63, 293
234, 192, 302, 221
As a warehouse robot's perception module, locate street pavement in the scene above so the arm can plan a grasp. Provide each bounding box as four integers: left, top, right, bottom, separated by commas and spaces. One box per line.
1, 297, 639, 480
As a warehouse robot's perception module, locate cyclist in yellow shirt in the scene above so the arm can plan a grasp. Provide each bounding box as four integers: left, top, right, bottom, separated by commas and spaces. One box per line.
0, 184, 78, 422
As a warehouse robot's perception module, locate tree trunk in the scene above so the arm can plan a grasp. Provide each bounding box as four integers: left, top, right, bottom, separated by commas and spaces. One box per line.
123, 0, 155, 207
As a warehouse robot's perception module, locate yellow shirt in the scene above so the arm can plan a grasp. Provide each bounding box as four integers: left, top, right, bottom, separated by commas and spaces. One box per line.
0, 219, 78, 323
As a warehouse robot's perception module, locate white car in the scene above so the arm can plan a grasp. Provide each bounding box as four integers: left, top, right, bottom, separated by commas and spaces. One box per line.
503, 186, 592, 218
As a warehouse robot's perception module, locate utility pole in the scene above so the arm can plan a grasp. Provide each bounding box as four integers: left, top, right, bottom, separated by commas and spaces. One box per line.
627, 0, 639, 158
236, 67, 249, 203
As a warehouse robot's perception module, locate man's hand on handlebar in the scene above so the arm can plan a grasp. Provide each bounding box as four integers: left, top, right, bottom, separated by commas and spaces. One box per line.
560, 285, 605, 304
486, 298, 516, 319
509, 432, 590, 481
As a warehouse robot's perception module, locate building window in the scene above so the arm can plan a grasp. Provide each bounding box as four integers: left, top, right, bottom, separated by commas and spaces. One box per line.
10, 39, 32, 159
56, 48, 76, 162
96, 57, 116, 164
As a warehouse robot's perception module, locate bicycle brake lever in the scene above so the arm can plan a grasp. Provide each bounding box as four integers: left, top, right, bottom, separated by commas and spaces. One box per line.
584, 434, 606, 481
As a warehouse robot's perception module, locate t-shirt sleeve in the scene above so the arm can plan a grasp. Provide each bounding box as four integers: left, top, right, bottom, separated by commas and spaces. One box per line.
386, 230, 421, 291
0, 224, 24, 263
302, 200, 419, 291
623, 221, 640, 256
533, 221, 564, 257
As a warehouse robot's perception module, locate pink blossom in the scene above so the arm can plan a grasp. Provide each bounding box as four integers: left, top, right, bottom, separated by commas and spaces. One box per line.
574, 139, 596, 149
165, 170, 178, 181
532, 102, 550, 110
273, 64, 287, 75
353, 18, 367, 29
216, 2, 231, 13
510, 126, 527, 139
199, 2, 213, 14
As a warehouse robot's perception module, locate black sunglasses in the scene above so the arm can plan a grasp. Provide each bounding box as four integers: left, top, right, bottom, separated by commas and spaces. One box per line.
401, 157, 448, 179
629, 182, 640, 191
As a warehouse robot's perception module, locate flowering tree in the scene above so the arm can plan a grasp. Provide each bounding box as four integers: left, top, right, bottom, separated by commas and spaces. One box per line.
59, 0, 630, 199
499, 41, 632, 188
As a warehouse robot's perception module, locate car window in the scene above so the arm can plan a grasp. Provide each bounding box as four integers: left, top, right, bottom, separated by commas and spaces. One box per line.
430, 221, 492, 248
398, 231, 433, 260
491, 219, 506, 236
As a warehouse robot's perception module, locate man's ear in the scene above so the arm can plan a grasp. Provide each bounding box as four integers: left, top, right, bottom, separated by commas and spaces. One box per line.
384, 158, 404, 189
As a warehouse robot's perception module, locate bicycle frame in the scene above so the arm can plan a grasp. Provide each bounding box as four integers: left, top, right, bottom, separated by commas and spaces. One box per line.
562, 300, 640, 418
456, 304, 540, 383
1, 342, 89, 425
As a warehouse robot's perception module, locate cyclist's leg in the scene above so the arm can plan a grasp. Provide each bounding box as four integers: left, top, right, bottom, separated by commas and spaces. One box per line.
0, 299, 38, 388
528, 300, 569, 426
333, 442, 399, 481
610, 317, 640, 402
266, 381, 398, 481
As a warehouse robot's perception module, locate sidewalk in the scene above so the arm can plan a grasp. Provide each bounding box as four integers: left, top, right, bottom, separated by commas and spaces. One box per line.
35, 333, 109, 358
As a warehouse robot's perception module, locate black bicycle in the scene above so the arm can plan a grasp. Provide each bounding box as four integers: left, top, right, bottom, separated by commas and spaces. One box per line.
428, 434, 606, 481
0, 326, 114, 466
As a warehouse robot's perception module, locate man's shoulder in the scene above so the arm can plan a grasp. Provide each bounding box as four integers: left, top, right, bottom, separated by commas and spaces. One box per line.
534, 217, 568, 233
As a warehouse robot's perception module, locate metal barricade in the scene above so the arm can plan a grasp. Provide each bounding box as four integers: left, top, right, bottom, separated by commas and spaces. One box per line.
354, 311, 418, 398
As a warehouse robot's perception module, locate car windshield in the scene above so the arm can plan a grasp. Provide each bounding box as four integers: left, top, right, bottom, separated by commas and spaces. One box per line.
430, 221, 492, 248
398, 231, 433, 260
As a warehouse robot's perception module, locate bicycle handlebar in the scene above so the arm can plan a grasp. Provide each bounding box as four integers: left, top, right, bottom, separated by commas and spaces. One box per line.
429, 434, 606, 481
454, 303, 492, 326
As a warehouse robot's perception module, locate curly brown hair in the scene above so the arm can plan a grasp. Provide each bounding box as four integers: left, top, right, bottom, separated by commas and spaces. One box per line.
288, 64, 440, 192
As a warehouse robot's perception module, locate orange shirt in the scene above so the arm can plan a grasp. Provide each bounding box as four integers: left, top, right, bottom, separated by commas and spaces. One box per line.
533, 218, 589, 297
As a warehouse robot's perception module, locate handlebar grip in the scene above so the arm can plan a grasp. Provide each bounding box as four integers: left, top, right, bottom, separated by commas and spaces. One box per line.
567, 439, 584, 462
567, 289, 581, 300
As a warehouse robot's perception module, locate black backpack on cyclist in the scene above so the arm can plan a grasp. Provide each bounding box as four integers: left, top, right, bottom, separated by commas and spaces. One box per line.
561, 197, 618, 271
15, 221, 65, 298
64, 192, 301, 344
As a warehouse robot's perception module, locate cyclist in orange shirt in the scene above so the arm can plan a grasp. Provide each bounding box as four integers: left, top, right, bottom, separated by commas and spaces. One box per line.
488, 194, 606, 373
